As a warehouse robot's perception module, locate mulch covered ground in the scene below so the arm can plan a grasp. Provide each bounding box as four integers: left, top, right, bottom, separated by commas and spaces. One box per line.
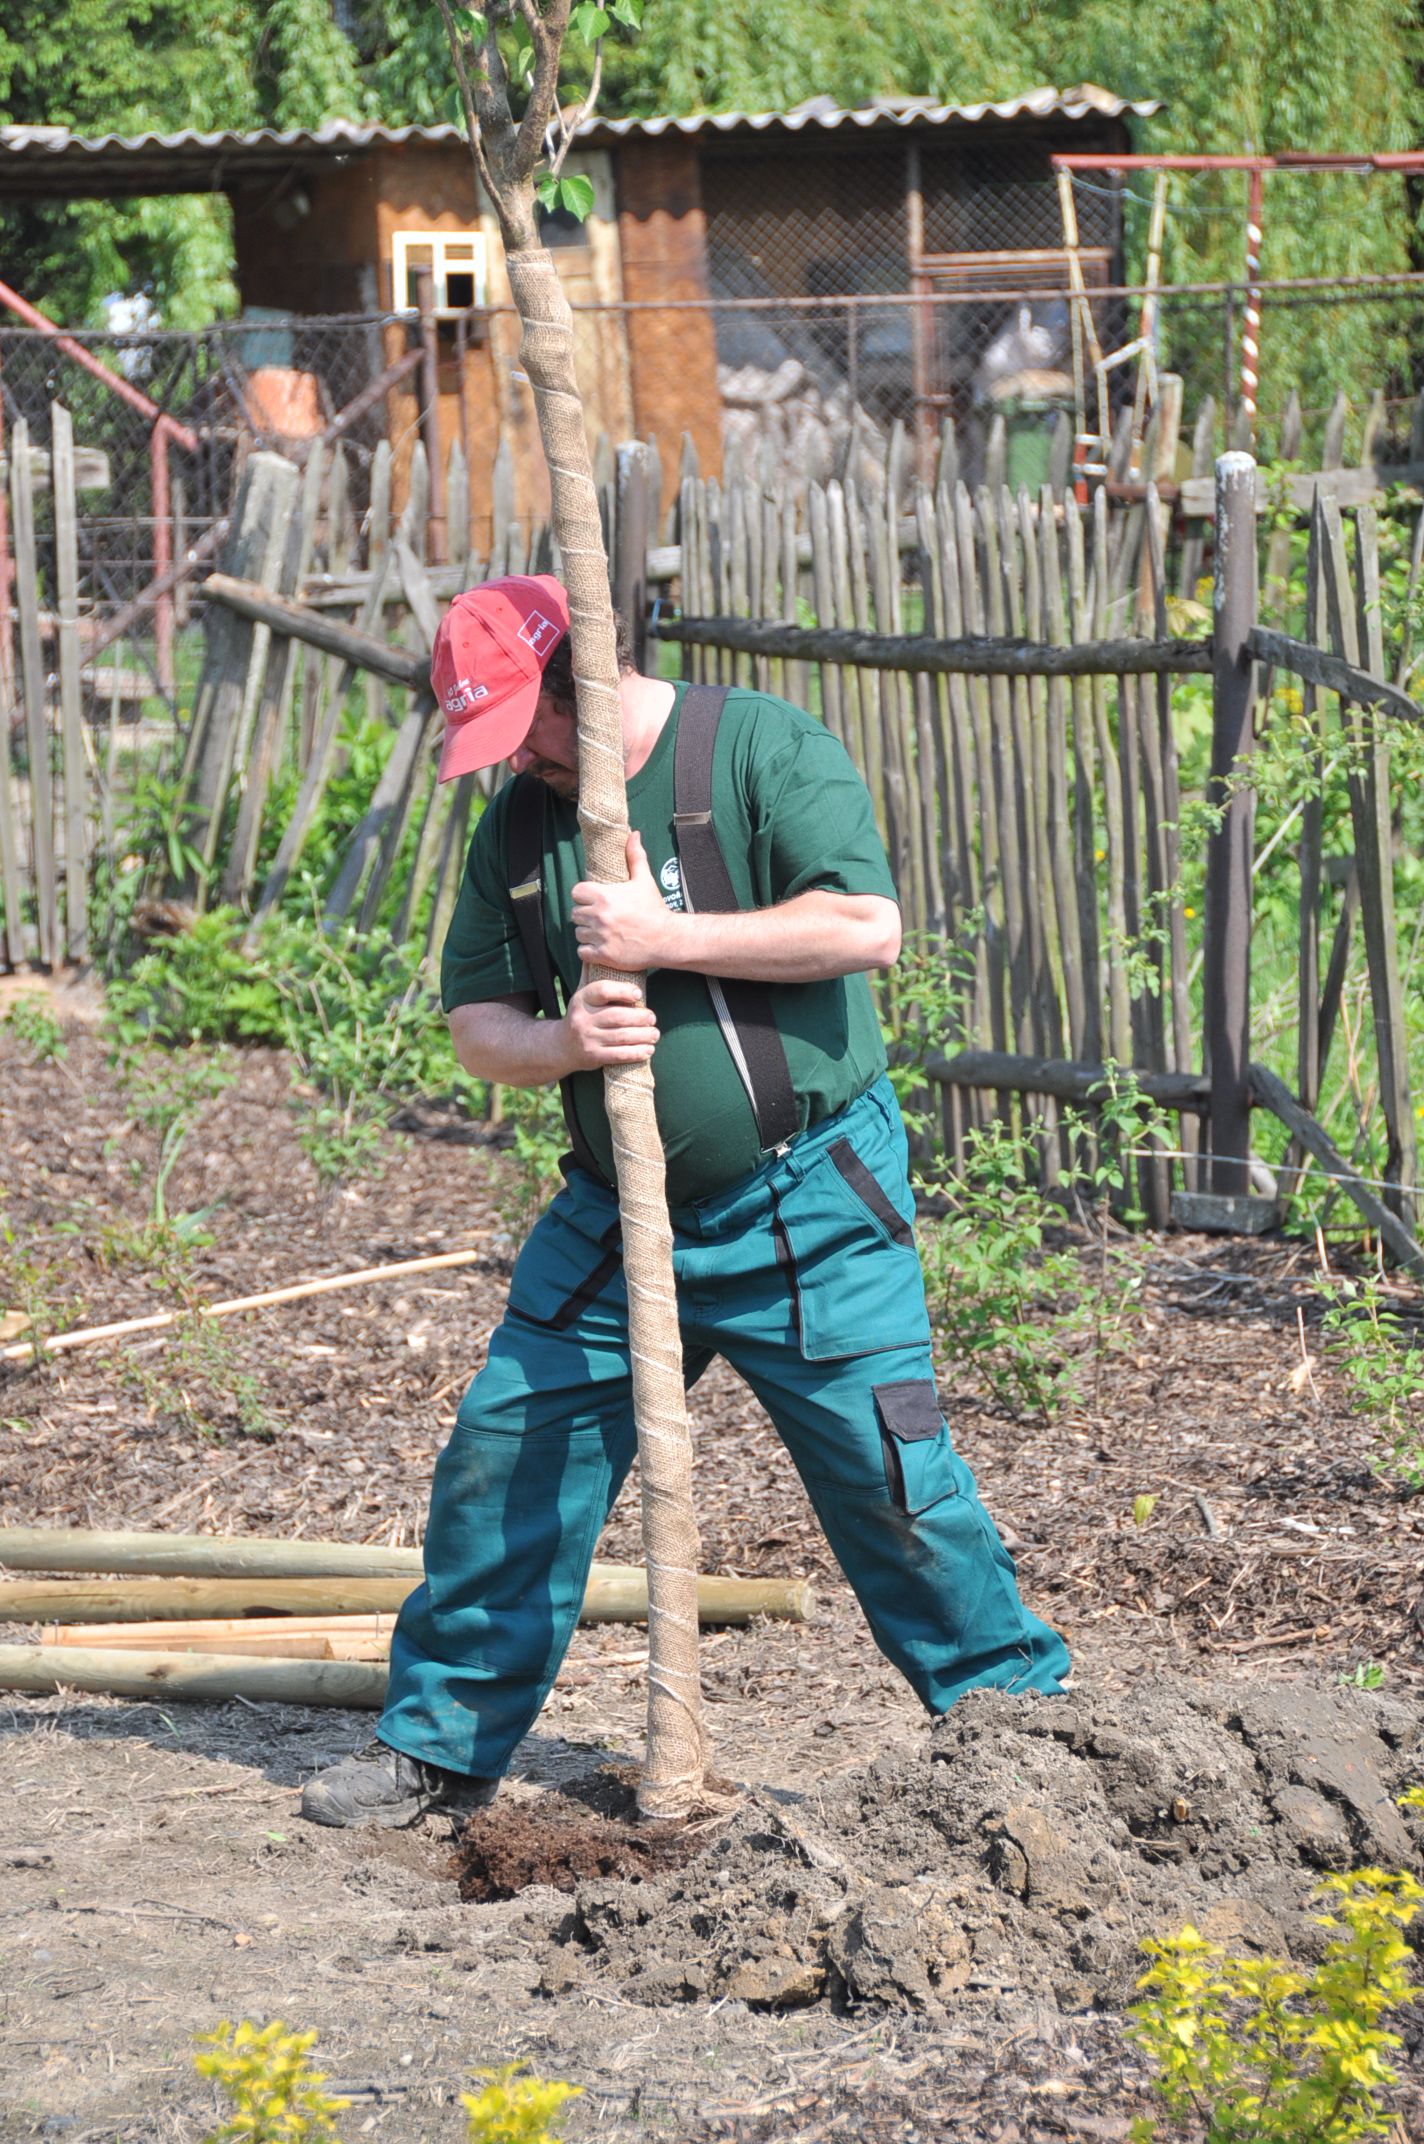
2, 1011, 1423, 2142
4, 1022, 1421, 1683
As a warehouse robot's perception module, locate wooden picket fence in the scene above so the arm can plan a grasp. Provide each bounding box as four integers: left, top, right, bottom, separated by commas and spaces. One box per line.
4, 392, 1424, 1257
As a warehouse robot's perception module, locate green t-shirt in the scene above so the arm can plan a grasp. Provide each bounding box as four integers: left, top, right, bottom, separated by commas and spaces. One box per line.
440, 682, 900, 1204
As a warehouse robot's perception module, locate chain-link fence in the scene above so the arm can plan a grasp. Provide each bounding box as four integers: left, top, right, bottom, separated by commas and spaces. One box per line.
3, 275, 1423, 647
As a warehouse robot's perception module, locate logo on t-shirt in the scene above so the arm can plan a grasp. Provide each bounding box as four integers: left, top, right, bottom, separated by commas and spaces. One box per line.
659, 856, 685, 912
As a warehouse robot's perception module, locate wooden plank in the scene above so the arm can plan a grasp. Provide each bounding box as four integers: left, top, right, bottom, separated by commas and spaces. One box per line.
1063, 494, 1103, 1065
10, 416, 55, 963
954, 480, 1008, 1062
844, 481, 888, 849
1249, 1062, 1424, 1275
0, 1643, 389, 1710
184, 454, 299, 895
933, 480, 990, 1080
1340, 501, 1415, 1217
909, 489, 945, 934
1204, 452, 1259, 1196
653, 617, 1212, 677
1296, 506, 1325, 1117
357, 698, 441, 933
223, 441, 326, 904
1037, 484, 1086, 1056
202, 575, 427, 689
1091, 485, 1132, 1070
423, 769, 474, 966
926, 1048, 1208, 1111
394, 536, 442, 657
365, 439, 392, 731
869, 481, 919, 935
248, 547, 400, 927
1176, 394, 1215, 600
0, 618, 25, 961
826, 481, 865, 771
447, 437, 471, 585
50, 404, 87, 962
398, 439, 430, 564
1244, 627, 1421, 726
613, 441, 651, 672
807, 482, 844, 742
325, 690, 439, 924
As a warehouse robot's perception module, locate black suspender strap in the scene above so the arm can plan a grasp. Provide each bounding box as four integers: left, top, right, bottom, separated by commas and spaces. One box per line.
673, 685, 801, 1154
505, 773, 612, 1187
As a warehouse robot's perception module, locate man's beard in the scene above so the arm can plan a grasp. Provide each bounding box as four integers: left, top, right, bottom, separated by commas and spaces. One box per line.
531, 760, 578, 800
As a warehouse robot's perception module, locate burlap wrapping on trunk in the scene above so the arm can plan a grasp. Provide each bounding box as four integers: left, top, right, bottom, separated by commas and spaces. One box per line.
505, 247, 708, 1820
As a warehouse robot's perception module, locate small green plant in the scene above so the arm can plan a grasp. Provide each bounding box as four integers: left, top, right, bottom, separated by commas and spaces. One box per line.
494, 1082, 569, 1244
1398, 1786, 1424, 1814
1340, 1662, 1388, 1692
0, 1216, 79, 1364
195, 2019, 349, 2143
1133, 1493, 1159, 1526
123, 1315, 275, 1442
461, 2063, 580, 2144
1317, 1271, 1424, 1489
918, 1115, 1091, 1420
2, 994, 67, 1063
1128, 1867, 1424, 2143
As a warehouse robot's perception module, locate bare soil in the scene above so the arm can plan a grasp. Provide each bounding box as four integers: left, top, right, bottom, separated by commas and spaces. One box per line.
2, 1015, 1424, 2142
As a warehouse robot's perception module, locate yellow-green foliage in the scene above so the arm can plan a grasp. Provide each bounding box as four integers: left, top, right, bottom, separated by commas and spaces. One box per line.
1128, 1869, 1424, 2143
195, 2021, 349, 2144
1399, 1786, 1424, 1815
461, 2063, 581, 2144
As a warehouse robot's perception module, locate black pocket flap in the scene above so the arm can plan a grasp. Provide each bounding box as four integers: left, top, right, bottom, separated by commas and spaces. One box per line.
873, 1379, 942, 1442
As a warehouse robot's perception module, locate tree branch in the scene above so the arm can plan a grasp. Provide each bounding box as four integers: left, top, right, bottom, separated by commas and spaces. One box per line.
432, 0, 500, 206
548, 37, 602, 179
513, 0, 571, 179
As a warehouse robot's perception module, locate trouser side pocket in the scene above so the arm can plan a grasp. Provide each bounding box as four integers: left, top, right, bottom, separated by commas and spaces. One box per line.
873, 1378, 956, 1516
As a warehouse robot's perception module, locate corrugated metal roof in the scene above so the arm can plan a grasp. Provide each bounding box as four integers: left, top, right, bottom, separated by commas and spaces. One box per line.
0, 86, 1158, 189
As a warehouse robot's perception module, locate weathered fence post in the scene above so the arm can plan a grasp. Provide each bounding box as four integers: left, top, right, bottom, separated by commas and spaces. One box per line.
613, 441, 650, 672
1203, 451, 1258, 1198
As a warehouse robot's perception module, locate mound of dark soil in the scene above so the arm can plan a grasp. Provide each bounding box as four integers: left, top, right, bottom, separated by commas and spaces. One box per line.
525, 1679, 1424, 2014
453, 1773, 716, 1901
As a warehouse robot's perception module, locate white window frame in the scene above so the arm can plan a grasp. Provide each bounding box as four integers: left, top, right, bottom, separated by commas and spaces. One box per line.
390, 230, 488, 317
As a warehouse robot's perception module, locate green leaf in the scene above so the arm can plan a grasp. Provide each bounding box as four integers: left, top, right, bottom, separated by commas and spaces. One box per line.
535, 171, 560, 211
442, 82, 466, 128
571, 3, 610, 41
557, 173, 596, 222
609, 0, 642, 25
454, 6, 487, 33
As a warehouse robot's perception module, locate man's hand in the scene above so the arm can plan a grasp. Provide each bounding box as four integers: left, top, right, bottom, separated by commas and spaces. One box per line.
564, 976, 660, 1070
573, 832, 678, 973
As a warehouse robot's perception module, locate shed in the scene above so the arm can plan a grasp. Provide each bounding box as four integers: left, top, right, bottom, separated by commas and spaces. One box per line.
0, 85, 1156, 540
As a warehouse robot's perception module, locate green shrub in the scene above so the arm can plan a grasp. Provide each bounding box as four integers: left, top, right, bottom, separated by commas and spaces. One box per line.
1128, 1868, 1424, 2144
1316, 1272, 1424, 1490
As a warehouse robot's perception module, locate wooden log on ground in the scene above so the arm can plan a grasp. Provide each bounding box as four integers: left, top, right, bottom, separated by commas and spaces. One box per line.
922, 1048, 1210, 1111
0, 1643, 389, 1708
653, 614, 1212, 678
0, 1556, 815, 1626
200, 573, 428, 688
1247, 1062, 1424, 1276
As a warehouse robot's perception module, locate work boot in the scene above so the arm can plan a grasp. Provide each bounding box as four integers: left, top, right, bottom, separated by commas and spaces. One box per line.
301, 1738, 498, 1829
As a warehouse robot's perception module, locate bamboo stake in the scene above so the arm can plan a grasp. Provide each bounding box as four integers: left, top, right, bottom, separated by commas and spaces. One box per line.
1, 1246, 487, 1362
2, 1560, 810, 1620
0, 1643, 389, 1709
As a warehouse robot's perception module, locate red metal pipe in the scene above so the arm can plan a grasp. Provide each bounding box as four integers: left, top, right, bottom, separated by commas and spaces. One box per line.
1053, 151, 1424, 173
0, 277, 199, 453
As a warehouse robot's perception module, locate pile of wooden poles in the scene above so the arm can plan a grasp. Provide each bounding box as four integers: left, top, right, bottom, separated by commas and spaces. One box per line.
0, 1528, 813, 1710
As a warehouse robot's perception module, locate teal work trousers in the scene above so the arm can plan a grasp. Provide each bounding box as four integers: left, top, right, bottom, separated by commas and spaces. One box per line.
380, 1076, 1070, 1778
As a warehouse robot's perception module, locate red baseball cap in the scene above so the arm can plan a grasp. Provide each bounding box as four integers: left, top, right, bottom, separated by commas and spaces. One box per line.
430, 574, 570, 782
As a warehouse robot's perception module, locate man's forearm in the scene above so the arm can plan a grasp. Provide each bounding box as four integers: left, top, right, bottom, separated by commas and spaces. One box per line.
448, 999, 577, 1086
659, 892, 901, 982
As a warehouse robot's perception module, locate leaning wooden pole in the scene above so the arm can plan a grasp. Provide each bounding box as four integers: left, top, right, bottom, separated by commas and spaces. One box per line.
435, 0, 707, 1819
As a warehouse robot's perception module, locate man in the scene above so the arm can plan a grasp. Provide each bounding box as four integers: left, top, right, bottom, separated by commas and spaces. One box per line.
303, 573, 1069, 1829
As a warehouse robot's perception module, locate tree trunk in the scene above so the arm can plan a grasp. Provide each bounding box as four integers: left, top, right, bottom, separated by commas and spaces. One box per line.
502, 244, 707, 1819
